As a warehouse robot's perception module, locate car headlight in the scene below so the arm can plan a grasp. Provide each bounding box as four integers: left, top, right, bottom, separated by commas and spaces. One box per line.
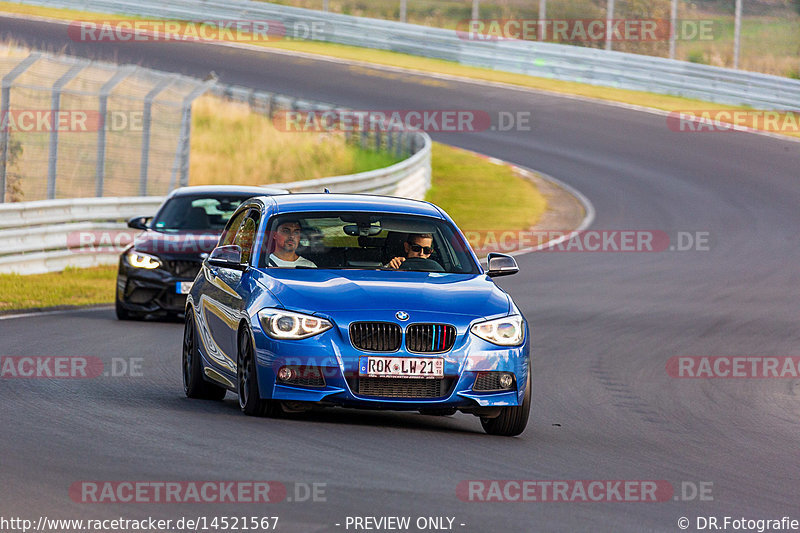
126, 251, 161, 269
259, 309, 332, 340
470, 315, 524, 346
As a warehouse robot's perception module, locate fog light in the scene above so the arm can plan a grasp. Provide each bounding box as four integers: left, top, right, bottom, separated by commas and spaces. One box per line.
499, 373, 514, 389
277, 366, 295, 382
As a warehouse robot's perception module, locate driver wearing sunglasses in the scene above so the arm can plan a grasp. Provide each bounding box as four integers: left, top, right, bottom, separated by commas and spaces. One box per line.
385, 233, 435, 270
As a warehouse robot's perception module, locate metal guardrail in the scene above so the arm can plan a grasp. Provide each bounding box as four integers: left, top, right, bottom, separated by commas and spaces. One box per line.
0, 50, 433, 273
0, 132, 431, 274
13, 0, 800, 110
0, 196, 163, 273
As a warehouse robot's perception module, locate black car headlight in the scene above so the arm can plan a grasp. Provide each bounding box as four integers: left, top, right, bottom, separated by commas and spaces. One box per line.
259, 309, 332, 340
125, 250, 162, 269
470, 315, 524, 346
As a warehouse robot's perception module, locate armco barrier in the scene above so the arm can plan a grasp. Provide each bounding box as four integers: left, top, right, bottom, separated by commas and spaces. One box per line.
0, 55, 432, 274
0, 127, 430, 274
12, 0, 800, 109
0, 196, 163, 274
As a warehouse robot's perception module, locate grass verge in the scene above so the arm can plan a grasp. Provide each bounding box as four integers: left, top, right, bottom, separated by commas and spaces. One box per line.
0, 266, 117, 311
0, 143, 547, 310
427, 143, 545, 233
190, 95, 401, 185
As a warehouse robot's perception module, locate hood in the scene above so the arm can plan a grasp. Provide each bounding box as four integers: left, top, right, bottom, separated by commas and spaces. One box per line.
254, 269, 510, 319
133, 230, 220, 257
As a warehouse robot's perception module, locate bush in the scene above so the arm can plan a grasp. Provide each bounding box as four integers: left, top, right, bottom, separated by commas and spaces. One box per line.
687, 49, 707, 64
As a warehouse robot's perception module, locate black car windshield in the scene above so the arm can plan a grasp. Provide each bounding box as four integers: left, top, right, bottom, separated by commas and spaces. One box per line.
260, 212, 479, 274
151, 195, 250, 232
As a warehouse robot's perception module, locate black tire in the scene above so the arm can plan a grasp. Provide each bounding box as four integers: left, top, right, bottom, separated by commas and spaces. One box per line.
237, 326, 279, 417
481, 366, 531, 437
183, 311, 226, 400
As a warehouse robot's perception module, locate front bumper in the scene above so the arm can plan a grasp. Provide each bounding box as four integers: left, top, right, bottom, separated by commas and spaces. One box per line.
249, 311, 530, 411
117, 256, 202, 314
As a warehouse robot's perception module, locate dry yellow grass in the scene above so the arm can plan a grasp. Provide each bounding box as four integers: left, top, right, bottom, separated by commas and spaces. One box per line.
189, 95, 398, 186
0, 266, 117, 310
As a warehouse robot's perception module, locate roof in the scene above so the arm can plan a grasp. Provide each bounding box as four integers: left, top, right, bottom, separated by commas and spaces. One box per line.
264, 193, 444, 218
168, 185, 289, 197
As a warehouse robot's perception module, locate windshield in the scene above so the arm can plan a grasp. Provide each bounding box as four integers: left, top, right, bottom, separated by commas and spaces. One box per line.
151, 195, 251, 232
260, 212, 479, 274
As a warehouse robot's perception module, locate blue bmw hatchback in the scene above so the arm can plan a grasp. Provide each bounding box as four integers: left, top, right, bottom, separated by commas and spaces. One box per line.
183, 194, 531, 436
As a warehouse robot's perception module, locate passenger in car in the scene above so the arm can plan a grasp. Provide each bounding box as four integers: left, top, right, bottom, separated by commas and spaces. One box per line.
268, 220, 317, 268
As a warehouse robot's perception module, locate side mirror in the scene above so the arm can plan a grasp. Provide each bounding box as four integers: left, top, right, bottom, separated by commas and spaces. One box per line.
127, 216, 151, 230
486, 253, 519, 277
207, 245, 246, 271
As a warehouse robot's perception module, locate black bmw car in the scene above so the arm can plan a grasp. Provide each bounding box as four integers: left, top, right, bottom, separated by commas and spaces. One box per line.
116, 185, 288, 320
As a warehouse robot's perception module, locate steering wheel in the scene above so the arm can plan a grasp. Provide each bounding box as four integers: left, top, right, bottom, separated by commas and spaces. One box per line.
398, 257, 445, 272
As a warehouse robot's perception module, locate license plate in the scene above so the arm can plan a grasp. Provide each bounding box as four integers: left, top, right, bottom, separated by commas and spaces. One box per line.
176, 281, 193, 294
359, 357, 443, 379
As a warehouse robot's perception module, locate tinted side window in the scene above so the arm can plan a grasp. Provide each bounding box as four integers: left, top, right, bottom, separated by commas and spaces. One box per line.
233, 210, 260, 265
219, 210, 247, 247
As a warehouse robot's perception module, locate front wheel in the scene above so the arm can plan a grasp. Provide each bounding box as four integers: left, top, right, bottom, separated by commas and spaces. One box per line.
237, 326, 279, 417
183, 311, 226, 400
481, 367, 531, 437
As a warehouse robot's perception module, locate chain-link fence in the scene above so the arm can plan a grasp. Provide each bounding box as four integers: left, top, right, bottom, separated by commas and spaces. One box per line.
0, 49, 209, 203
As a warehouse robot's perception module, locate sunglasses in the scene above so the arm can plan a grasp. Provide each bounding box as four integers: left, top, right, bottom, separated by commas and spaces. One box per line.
409, 243, 433, 254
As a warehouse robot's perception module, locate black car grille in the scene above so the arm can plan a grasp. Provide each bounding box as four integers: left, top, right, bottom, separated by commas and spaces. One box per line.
127, 288, 159, 304
350, 322, 402, 352
163, 260, 202, 278
406, 324, 456, 353
350, 377, 454, 398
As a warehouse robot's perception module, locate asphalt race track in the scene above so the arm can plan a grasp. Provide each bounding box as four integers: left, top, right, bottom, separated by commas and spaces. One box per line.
1, 15, 799, 532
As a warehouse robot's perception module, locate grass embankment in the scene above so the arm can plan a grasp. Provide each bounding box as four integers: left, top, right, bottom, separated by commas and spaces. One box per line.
0, 266, 117, 311
190, 95, 401, 185
427, 144, 545, 233
2, 2, 798, 139
0, 144, 545, 311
